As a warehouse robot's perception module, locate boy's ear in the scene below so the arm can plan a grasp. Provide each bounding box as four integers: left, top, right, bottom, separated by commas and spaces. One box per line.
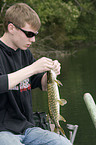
8, 23, 15, 34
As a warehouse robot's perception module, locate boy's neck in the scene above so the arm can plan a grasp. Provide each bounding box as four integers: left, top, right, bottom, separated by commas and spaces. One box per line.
0, 33, 17, 51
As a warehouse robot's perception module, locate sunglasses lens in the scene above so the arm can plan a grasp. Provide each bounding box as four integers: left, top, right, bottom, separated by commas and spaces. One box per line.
25, 31, 35, 38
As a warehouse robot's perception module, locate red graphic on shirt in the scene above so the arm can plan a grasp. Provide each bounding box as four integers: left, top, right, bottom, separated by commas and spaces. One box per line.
11, 78, 31, 92
20, 78, 31, 92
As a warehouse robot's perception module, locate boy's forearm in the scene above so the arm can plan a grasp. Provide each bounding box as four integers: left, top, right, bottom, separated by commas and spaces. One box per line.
8, 64, 34, 89
8, 57, 60, 90
41, 73, 47, 91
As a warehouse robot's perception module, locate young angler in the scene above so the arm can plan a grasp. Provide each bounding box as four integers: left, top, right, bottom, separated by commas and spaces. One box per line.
0, 3, 72, 145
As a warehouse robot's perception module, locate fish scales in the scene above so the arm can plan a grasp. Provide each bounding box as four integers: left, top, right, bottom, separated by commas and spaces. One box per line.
48, 83, 60, 122
47, 70, 67, 135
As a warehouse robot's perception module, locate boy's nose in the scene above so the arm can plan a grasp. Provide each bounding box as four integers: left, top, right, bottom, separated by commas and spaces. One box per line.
29, 36, 35, 42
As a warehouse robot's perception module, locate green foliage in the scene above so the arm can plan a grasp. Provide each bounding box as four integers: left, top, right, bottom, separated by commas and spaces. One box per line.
73, 0, 96, 41
0, 0, 96, 49
28, 0, 80, 32
28, 0, 80, 49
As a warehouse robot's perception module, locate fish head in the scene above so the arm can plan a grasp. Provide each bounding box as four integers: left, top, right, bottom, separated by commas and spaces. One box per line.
47, 70, 56, 83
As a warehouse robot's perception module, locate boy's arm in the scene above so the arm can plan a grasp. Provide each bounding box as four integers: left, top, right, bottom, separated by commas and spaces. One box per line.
8, 57, 60, 90
41, 73, 47, 91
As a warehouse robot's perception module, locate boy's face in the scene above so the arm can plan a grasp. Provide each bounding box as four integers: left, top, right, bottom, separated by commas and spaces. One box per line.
9, 23, 38, 50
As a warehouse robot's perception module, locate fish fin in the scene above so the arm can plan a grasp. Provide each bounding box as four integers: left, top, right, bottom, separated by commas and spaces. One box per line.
54, 127, 60, 134
59, 114, 66, 122
57, 99, 67, 106
59, 126, 65, 136
58, 126, 65, 136
54, 79, 63, 87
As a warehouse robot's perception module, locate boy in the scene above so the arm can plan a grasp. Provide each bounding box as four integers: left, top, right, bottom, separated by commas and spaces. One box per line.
0, 3, 72, 145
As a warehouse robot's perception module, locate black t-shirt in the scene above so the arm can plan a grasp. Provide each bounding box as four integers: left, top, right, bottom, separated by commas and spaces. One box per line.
0, 40, 43, 134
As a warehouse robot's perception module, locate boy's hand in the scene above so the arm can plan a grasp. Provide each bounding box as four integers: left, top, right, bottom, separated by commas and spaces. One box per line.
31, 57, 61, 76
52, 60, 61, 76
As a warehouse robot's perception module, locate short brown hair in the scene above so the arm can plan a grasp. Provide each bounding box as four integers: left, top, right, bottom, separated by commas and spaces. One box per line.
3, 3, 41, 32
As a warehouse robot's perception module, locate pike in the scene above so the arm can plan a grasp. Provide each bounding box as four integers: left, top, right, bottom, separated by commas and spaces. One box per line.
47, 70, 67, 135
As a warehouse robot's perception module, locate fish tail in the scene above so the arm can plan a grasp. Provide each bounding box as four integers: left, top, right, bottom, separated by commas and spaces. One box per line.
54, 126, 65, 136
58, 126, 65, 136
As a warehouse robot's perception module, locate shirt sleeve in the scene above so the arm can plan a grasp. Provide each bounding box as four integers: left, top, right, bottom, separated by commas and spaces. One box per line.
0, 51, 9, 93
0, 74, 8, 93
30, 72, 45, 90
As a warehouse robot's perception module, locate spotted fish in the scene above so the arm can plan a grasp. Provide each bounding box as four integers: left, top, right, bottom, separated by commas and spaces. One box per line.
47, 70, 67, 135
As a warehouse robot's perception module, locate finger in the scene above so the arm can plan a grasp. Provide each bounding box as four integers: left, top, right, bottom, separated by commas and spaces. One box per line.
53, 60, 60, 67
55, 69, 61, 75
53, 65, 61, 76
52, 60, 61, 75
42, 58, 54, 68
42, 57, 53, 63
52, 60, 61, 70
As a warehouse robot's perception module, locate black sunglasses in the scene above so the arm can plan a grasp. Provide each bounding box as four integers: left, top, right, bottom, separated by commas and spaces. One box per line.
8, 22, 38, 38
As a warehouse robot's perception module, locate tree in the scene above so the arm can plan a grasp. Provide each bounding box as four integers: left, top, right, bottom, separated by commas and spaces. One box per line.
29, 0, 80, 49
0, 0, 96, 49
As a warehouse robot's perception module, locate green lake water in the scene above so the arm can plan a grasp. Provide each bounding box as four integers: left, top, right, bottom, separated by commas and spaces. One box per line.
32, 45, 96, 145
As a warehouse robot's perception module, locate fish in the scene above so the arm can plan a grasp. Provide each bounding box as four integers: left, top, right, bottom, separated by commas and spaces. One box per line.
47, 69, 67, 135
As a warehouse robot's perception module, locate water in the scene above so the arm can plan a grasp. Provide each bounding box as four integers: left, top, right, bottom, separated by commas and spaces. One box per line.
32, 45, 96, 145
